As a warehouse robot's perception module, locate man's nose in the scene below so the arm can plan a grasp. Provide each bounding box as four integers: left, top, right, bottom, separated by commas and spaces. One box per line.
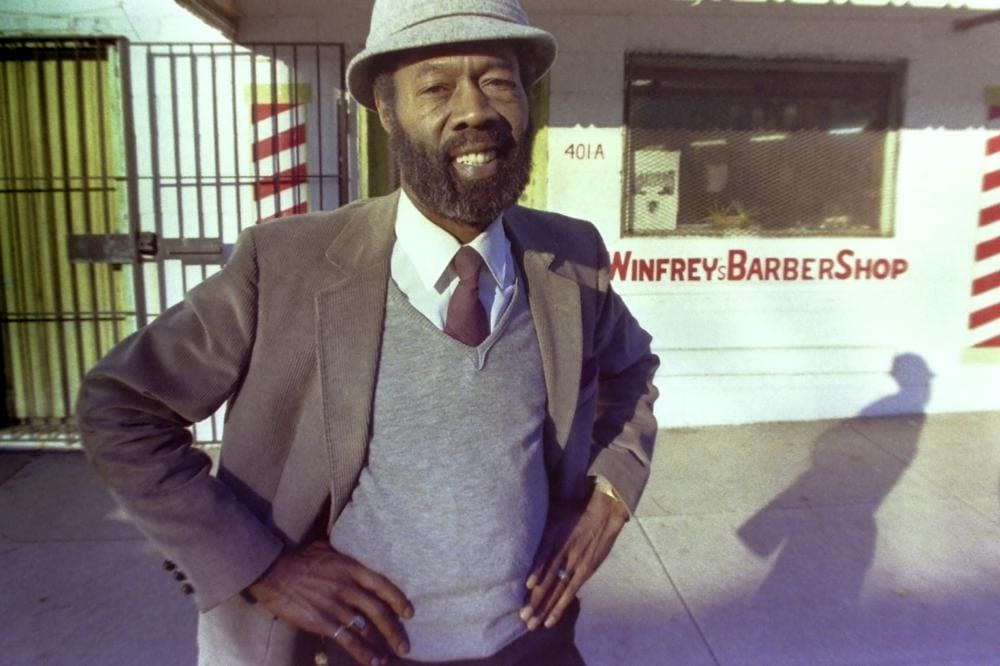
449, 80, 500, 130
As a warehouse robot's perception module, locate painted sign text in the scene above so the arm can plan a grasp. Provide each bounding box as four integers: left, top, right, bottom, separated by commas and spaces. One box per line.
564, 143, 605, 159
610, 249, 910, 282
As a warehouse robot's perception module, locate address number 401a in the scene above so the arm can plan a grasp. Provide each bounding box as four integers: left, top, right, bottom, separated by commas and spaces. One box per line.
564, 143, 605, 160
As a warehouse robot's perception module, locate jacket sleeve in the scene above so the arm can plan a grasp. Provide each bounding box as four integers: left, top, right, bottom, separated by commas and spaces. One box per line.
584, 232, 660, 513
76, 228, 284, 612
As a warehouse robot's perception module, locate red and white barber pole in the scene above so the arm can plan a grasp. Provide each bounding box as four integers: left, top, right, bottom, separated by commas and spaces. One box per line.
252, 85, 311, 220
969, 87, 1000, 350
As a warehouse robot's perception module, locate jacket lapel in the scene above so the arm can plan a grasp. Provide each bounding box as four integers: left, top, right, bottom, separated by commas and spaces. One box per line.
505, 208, 583, 458
315, 192, 398, 518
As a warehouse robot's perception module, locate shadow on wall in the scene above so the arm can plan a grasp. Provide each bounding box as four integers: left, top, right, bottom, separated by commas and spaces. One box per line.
855, 353, 934, 419
734, 353, 932, 640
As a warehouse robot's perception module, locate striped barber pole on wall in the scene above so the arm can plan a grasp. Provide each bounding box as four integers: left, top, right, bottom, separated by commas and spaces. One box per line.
968, 86, 1000, 353
252, 84, 311, 220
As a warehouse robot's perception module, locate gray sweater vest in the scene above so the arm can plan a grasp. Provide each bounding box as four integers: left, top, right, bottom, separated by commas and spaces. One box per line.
329, 274, 549, 661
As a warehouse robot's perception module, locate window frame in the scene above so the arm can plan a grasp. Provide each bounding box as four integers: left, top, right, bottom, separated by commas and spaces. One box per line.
620, 52, 907, 238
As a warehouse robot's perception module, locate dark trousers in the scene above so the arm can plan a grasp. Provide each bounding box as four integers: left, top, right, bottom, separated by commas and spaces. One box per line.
324, 600, 585, 666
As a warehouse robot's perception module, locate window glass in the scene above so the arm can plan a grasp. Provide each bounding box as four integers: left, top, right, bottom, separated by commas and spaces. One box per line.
622, 54, 905, 237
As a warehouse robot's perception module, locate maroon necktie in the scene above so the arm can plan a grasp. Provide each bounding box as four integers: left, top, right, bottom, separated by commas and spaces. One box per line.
444, 246, 489, 346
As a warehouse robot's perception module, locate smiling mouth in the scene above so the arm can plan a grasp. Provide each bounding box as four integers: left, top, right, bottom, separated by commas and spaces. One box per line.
454, 150, 497, 166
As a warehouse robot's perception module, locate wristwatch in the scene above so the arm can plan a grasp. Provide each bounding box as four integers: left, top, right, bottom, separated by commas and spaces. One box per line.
591, 475, 630, 519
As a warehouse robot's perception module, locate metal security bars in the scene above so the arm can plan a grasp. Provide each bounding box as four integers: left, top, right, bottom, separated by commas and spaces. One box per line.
133, 42, 347, 444
131, 42, 347, 319
0, 39, 347, 446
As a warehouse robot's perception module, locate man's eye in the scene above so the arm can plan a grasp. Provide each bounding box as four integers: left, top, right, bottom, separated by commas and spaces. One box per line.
484, 78, 516, 90
420, 84, 449, 96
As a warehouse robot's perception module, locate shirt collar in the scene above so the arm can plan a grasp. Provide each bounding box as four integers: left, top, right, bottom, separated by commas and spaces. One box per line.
395, 189, 512, 292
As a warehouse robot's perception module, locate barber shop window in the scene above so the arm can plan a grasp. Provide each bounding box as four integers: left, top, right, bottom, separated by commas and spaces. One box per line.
622, 53, 904, 237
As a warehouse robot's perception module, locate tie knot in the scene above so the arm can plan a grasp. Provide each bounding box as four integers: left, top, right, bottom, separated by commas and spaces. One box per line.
452, 246, 484, 282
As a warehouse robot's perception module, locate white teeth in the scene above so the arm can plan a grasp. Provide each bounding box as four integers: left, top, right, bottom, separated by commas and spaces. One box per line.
454, 151, 496, 166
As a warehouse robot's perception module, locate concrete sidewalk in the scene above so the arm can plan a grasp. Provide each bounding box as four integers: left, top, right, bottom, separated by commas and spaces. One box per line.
1, 412, 998, 665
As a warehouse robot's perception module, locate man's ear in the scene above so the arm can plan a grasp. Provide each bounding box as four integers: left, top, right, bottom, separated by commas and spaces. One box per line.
374, 94, 394, 134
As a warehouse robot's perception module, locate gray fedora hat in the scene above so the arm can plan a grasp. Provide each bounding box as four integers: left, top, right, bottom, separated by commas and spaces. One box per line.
347, 0, 557, 110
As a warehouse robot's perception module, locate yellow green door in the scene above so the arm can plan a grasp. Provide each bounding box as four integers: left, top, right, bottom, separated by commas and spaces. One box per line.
0, 39, 136, 433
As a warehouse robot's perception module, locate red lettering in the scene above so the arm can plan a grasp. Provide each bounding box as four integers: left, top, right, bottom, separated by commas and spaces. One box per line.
891, 258, 908, 279
782, 258, 799, 280
610, 251, 631, 281
671, 258, 685, 281
608, 250, 901, 284
704, 258, 720, 281
872, 259, 891, 279
764, 257, 780, 281
835, 249, 854, 280
637, 258, 655, 281
688, 258, 701, 281
802, 258, 815, 280
819, 258, 834, 279
656, 258, 669, 281
728, 249, 747, 281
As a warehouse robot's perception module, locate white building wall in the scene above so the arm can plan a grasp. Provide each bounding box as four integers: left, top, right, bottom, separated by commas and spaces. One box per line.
528, 3, 1000, 426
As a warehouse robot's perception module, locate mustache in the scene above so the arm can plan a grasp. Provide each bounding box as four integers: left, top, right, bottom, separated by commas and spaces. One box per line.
440, 123, 517, 160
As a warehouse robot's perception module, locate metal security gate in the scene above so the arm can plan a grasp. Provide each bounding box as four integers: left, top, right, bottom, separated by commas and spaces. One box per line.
129, 42, 347, 444
0, 38, 347, 447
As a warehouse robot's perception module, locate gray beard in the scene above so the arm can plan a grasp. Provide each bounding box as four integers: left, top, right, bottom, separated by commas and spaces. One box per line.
388, 115, 535, 231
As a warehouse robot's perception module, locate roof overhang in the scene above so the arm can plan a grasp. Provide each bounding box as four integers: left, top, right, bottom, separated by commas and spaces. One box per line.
174, 0, 240, 39
173, 0, 1000, 41
953, 7, 1000, 28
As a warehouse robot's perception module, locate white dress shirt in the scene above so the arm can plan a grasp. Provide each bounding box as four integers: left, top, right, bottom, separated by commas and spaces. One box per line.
391, 189, 515, 331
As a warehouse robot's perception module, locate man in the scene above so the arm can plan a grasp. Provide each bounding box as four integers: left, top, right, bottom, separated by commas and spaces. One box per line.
76, 1, 659, 664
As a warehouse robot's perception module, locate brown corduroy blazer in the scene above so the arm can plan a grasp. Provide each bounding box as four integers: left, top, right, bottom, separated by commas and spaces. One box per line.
77, 191, 659, 665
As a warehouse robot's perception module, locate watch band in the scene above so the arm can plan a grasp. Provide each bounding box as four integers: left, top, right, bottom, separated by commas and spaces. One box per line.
592, 476, 629, 518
